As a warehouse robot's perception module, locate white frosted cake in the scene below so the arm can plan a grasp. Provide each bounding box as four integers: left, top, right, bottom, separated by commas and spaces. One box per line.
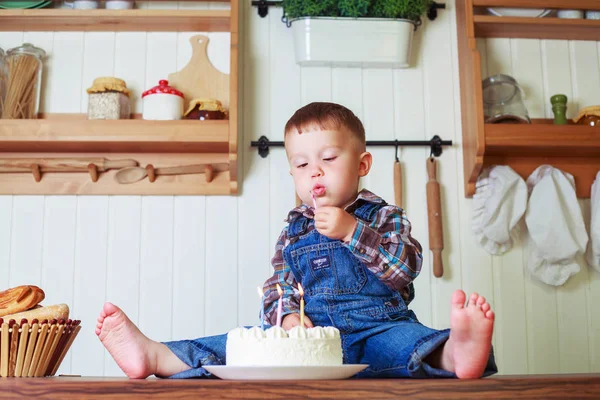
226, 326, 343, 366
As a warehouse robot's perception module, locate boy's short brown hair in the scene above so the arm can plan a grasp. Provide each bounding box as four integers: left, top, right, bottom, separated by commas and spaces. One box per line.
284, 102, 366, 149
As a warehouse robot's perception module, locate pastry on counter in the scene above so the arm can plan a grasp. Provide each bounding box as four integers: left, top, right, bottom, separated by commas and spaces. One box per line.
184, 98, 228, 120
0, 285, 45, 317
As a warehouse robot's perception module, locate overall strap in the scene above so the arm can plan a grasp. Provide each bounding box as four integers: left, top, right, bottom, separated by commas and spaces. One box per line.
287, 214, 309, 238
353, 201, 385, 223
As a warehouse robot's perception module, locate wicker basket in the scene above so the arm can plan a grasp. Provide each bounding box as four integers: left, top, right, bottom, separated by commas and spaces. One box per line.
0, 318, 81, 378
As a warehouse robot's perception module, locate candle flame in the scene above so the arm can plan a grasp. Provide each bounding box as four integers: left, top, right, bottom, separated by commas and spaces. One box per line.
257, 286, 263, 298
276, 284, 283, 296
298, 283, 304, 296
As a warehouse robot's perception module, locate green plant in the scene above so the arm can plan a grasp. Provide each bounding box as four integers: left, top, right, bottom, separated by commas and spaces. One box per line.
282, 0, 434, 23
370, 0, 433, 21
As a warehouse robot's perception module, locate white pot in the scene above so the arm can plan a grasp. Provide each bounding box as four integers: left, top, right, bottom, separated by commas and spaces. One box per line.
142, 80, 184, 120
291, 17, 416, 68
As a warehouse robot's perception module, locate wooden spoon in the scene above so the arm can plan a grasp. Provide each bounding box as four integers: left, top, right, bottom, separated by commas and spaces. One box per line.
114, 163, 229, 184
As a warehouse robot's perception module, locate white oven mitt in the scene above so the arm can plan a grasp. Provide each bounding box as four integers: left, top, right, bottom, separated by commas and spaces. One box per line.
586, 171, 600, 272
472, 166, 527, 254
525, 165, 588, 286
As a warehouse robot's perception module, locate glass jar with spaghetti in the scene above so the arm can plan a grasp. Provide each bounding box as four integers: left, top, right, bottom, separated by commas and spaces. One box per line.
2, 43, 46, 119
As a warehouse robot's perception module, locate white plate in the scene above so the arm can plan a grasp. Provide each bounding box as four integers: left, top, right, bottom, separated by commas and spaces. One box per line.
203, 364, 368, 380
487, 8, 552, 18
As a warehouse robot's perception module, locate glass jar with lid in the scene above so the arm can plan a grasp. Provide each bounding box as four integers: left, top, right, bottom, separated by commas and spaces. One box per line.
2, 43, 46, 119
482, 74, 530, 124
86, 77, 131, 120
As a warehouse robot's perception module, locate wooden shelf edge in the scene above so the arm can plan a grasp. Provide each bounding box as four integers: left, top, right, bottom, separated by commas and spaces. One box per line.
485, 123, 600, 156
0, 9, 231, 32
474, 15, 600, 41
473, 0, 600, 11
462, 123, 600, 198
0, 118, 230, 153
0, 153, 236, 195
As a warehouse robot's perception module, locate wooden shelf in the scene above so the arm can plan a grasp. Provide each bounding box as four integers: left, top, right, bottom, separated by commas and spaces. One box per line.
456, 0, 600, 198
474, 16, 600, 41
0, 117, 229, 153
0, 0, 239, 195
0, 116, 237, 195
473, 0, 600, 10
485, 122, 600, 157
0, 9, 230, 32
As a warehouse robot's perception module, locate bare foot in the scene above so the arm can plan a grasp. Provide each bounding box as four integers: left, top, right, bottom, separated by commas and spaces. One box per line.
96, 302, 157, 379
446, 290, 495, 379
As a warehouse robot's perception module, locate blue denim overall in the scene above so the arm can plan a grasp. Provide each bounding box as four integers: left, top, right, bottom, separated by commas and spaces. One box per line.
162, 201, 497, 379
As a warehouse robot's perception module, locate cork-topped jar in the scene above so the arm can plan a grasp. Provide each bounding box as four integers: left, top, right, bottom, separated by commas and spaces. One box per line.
142, 80, 184, 120
87, 77, 131, 120
184, 98, 228, 120
573, 106, 600, 127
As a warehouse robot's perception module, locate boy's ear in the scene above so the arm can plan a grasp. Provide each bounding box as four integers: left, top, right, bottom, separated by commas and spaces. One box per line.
358, 152, 372, 177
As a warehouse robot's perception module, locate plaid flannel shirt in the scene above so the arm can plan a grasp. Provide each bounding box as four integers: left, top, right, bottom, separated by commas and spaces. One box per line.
262, 189, 423, 326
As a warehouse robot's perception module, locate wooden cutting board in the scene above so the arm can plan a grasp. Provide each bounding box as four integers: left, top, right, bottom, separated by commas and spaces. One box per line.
168, 34, 229, 110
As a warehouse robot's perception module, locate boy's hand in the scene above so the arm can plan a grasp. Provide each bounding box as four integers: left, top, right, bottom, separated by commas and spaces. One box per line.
314, 206, 357, 242
282, 313, 314, 330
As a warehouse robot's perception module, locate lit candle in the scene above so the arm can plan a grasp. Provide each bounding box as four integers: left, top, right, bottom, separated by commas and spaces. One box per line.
276, 284, 283, 328
298, 283, 305, 328
257, 286, 265, 330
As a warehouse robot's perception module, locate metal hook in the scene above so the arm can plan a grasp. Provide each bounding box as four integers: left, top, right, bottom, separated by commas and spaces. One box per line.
430, 135, 443, 157
394, 140, 400, 163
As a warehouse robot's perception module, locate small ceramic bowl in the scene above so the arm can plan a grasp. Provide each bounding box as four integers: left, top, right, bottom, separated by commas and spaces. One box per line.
72, 0, 99, 9
105, 0, 134, 9
585, 10, 600, 20
557, 10, 584, 19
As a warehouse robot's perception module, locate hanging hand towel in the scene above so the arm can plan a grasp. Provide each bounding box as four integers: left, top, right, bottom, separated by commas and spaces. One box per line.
472, 165, 528, 255
525, 165, 588, 286
586, 171, 600, 272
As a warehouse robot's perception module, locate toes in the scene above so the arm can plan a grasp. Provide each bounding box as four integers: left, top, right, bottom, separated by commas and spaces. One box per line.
476, 296, 486, 307
468, 292, 479, 307
485, 310, 495, 320
481, 303, 491, 313
103, 302, 121, 317
451, 290, 466, 309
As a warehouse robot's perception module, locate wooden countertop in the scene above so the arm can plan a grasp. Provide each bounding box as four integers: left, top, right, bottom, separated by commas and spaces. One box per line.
1, 374, 599, 399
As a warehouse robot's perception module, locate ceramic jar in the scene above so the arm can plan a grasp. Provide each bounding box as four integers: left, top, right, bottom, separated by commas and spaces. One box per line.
142, 80, 184, 120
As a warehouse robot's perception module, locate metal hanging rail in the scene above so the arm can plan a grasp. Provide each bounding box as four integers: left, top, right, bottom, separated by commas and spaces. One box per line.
250, 135, 452, 158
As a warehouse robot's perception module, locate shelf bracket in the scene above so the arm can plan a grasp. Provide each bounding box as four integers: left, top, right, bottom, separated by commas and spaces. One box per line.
251, 1, 282, 18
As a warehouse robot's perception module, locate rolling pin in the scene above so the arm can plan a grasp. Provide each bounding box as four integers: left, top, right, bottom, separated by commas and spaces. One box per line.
426, 157, 444, 278
0, 158, 137, 172
394, 160, 402, 208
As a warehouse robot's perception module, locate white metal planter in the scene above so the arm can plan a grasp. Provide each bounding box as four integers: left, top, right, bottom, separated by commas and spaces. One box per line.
290, 17, 416, 68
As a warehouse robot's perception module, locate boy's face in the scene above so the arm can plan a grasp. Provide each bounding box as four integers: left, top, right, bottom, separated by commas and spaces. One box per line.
286, 128, 371, 209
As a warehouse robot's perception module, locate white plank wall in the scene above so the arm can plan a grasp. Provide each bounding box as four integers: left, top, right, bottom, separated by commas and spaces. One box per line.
0, 0, 598, 377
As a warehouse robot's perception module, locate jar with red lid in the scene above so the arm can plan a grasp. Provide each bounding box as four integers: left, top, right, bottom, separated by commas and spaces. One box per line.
142, 79, 184, 120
